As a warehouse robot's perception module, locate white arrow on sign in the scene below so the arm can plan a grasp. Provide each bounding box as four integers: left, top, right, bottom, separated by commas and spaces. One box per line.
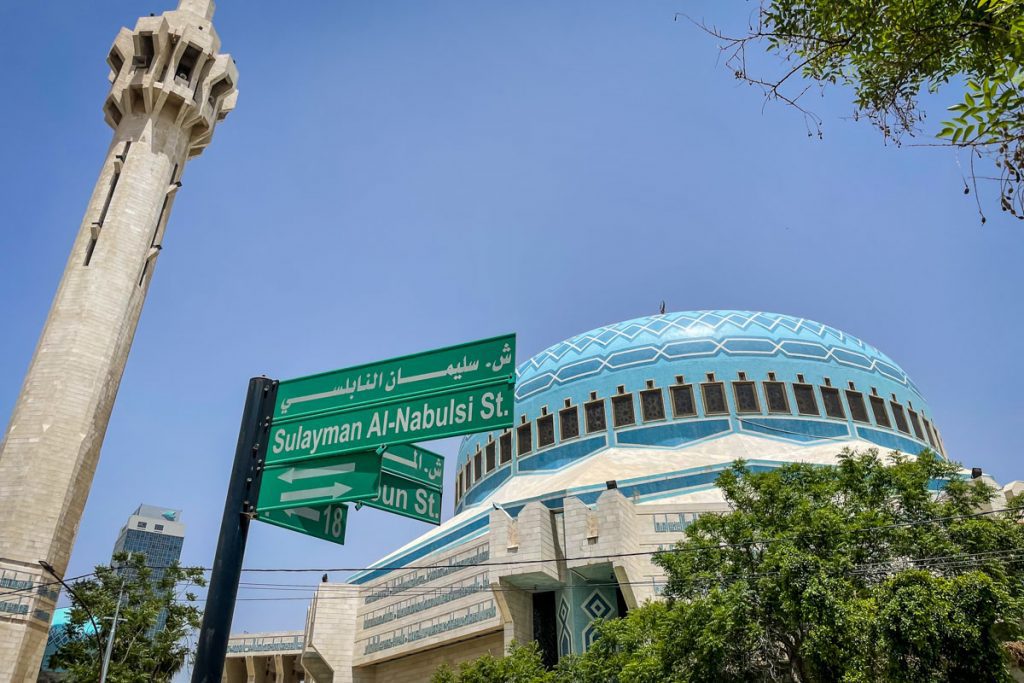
383, 450, 419, 469
281, 482, 351, 504
282, 507, 321, 522
277, 462, 355, 484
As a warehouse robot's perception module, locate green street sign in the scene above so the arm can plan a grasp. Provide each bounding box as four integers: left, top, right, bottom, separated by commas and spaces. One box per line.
256, 503, 348, 546
257, 452, 382, 512
359, 471, 443, 525
266, 383, 512, 466
274, 334, 516, 420
381, 443, 444, 491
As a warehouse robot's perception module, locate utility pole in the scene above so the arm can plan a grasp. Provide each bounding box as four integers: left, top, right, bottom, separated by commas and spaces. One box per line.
100, 575, 128, 683
192, 377, 276, 682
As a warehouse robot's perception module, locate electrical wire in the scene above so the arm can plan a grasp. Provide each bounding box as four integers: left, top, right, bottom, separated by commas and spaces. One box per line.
206, 504, 1024, 574
6, 507, 1020, 601
0, 572, 98, 601
175, 549, 1024, 605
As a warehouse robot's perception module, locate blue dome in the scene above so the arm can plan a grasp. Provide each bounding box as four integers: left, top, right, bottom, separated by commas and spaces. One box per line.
454, 311, 942, 513
515, 310, 917, 401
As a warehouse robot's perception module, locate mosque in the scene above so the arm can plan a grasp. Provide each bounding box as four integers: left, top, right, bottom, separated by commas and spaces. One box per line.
223, 310, 1020, 682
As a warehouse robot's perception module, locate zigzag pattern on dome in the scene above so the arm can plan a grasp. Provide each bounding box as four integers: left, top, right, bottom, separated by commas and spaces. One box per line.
514, 310, 917, 400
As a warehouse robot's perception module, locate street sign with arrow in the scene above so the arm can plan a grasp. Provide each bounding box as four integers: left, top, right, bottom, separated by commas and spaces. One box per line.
256, 503, 349, 545
256, 451, 382, 513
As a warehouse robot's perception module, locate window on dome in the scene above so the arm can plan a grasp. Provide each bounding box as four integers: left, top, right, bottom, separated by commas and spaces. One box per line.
640, 388, 666, 421
890, 400, 910, 434
585, 399, 607, 433
764, 381, 789, 413
612, 393, 636, 427
517, 423, 532, 456
560, 405, 580, 440
670, 383, 696, 417
908, 409, 924, 440
732, 381, 760, 413
820, 386, 845, 419
500, 431, 512, 464
869, 395, 891, 428
486, 441, 496, 471
537, 414, 555, 448
845, 390, 869, 422
464, 461, 472, 487
921, 418, 936, 447
455, 472, 462, 501
793, 383, 819, 416
701, 382, 728, 415
473, 450, 483, 480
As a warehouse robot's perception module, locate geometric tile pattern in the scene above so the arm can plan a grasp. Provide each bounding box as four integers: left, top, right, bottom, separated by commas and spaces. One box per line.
515, 310, 915, 400
581, 589, 613, 650
558, 597, 571, 657
582, 590, 612, 620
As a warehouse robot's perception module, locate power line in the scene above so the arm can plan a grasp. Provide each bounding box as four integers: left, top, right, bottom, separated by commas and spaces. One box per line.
180, 549, 1024, 604
7, 506, 1019, 601
0, 572, 98, 601
213, 504, 1024, 574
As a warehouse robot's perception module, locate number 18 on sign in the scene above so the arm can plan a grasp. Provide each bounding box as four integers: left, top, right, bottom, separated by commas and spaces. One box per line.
257, 503, 349, 545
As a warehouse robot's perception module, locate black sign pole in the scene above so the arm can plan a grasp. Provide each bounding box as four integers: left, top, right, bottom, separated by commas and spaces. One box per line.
192, 376, 277, 683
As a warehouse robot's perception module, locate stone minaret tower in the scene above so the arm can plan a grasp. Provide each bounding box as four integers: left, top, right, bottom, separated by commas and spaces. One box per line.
0, 1, 237, 677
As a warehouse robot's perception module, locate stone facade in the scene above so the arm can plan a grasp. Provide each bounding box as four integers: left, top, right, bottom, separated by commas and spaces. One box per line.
0, 1, 236, 678
223, 488, 726, 683
223, 632, 305, 683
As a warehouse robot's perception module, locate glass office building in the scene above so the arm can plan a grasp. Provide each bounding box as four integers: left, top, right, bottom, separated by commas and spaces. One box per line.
112, 504, 186, 581
39, 505, 185, 680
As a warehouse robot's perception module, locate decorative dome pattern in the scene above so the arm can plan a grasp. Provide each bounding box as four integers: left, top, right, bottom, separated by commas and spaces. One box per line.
453, 311, 942, 514
515, 311, 917, 401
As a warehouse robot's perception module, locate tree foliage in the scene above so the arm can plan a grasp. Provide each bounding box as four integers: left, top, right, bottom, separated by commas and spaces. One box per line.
49, 551, 206, 683
432, 641, 554, 683
435, 450, 1024, 682
692, 1, 1024, 221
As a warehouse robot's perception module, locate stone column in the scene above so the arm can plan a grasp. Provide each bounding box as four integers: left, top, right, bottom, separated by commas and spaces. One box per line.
0, 1, 237, 677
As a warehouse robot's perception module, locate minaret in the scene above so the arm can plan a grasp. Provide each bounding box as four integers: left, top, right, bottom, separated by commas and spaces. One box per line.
0, 1, 237, 677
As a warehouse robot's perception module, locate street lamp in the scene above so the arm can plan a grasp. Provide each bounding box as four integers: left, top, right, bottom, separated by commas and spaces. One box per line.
37, 560, 106, 663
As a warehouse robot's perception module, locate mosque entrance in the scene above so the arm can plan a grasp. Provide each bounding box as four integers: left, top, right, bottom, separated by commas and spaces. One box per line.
532, 591, 558, 668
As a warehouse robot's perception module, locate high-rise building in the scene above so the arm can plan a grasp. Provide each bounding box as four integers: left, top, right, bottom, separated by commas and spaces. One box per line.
0, 1, 237, 676
36, 505, 186, 681
113, 505, 186, 579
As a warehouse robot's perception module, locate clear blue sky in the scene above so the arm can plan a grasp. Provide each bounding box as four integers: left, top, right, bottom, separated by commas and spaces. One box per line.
1, 0, 1022, 645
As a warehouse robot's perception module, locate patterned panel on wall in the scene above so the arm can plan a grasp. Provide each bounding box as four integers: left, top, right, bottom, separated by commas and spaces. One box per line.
581, 590, 613, 651
558, 597, 571, 657
582, 590, 612, 620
